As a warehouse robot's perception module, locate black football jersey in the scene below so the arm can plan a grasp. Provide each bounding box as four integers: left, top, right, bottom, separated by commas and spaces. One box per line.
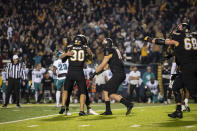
171, 32, 197, 66
104, 47, 125, 74
63, 44, 90, 71
41, 77, 53, 88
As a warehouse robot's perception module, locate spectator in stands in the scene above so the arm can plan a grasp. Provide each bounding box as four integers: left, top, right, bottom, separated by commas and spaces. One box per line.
142, 66, 155, 85
141, 43, 149, 64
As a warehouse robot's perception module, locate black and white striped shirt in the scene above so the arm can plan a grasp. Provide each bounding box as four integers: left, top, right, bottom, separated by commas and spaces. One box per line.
6, 62, 25, 80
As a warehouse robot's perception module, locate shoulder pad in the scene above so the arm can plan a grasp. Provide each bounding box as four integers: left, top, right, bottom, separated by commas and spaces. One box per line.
67, 45, 73, 48
172, 32, 181, 36
191, 32, 197, 36
83, 45, 88, 48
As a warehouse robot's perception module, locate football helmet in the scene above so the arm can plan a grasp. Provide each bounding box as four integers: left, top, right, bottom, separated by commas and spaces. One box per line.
56, 51, 62, 59
102, 38, 113, 48
177, 23, 190, 33
73, 35, 83, 45
77, 34, 87, 45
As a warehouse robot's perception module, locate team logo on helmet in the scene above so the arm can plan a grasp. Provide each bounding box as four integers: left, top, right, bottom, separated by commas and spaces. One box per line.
73, 35, 83, 45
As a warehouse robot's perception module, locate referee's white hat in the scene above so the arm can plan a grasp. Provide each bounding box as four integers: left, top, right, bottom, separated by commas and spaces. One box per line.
13, 55, 19, 60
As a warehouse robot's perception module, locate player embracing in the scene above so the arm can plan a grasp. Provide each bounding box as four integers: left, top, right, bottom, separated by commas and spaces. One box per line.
91, 38, 134, 116
59, 35, 93, 116
53, 51, 69, 108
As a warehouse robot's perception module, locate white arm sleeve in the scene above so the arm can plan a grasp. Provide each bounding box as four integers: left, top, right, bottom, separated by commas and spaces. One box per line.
170, 62, 177, 74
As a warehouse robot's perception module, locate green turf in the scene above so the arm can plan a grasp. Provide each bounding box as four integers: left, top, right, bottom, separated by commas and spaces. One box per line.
0, 103, 197, 131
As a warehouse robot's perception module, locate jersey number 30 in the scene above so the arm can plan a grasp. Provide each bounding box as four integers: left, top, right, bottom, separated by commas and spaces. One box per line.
70, 50, 85, 61
184, 38, 197, 50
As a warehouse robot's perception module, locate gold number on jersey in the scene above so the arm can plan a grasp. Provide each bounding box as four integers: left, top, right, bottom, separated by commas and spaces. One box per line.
70, 50, 85, 61
184, 38, 197, 50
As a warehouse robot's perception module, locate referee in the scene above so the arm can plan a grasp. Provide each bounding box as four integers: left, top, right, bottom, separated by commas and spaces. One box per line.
3, 55, 25, 108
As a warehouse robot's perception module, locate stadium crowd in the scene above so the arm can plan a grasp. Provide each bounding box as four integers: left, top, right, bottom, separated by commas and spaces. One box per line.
0, 0, 197, 105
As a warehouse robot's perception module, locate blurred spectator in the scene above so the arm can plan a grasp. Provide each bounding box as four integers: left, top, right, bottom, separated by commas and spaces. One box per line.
162, 62, 171, 104
142, 66, 155, 85
141, 43, 149, 64
145, 78, 160, 103
129, 66, 141, 102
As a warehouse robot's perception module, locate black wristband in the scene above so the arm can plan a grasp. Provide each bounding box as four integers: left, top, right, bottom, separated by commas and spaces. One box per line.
155, 38, 166, 45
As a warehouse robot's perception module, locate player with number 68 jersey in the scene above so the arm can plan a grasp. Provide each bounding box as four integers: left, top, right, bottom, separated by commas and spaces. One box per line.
144, 23, 197, 118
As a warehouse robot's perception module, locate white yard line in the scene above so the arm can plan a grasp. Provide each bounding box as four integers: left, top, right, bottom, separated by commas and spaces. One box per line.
130, 124, 141, 127
27, 125, 39, 128
0, 104, 174, 125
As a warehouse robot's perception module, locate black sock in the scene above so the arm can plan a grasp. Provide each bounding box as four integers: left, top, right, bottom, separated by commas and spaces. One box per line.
61, 106, 65, 109
87, 106, 91, 110
66, 107, 69, 111
105, 101, 111, 112
120, 98, 131, 107
176, 105, 181, 111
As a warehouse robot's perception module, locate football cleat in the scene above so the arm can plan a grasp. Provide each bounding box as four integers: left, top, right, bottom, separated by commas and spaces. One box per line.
2, 105, 7, 108
59, 106, 65, 114
65, 110, 72, 116
16, 104, 21, 108
168, 110, 183, 118
87, 109, 98, 115
100, 111, 112, 115
186, 106, 190, 112
126, 103, 134, 116
79, 111, 87, 116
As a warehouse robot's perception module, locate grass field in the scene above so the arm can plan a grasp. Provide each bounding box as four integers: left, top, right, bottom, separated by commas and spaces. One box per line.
0, 103, 197, 131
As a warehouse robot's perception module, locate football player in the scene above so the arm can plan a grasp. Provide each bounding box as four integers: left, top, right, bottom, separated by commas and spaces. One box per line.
59, 35, 93, 116
32, 63, 46, 103
53, 51, 69, 108
91, 38, 133, 116
145, 23, 197, 118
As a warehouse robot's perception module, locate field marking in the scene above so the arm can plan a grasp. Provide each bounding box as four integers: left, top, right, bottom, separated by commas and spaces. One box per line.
130, 124, 141, 127
79, 125, 90, 127
0, 104, 104, 109
0, 104, 174, 125
27, 125, 39, 128
185, 125, 194, 128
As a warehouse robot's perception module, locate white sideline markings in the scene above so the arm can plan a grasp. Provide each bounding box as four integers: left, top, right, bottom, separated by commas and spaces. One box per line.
0, 105, 174, 125
27, 125, 39, 128
79, 125, 90, 127
185, 125, 194, 128
130, 124, 141, 127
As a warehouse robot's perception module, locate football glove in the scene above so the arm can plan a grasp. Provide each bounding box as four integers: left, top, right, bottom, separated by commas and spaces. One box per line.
89, 72, 97, 81
144, 36, 153, 43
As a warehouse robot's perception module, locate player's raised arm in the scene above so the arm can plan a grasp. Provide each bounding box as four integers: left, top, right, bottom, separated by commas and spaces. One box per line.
96, 55, 111, 73
144, 36, 179, 46
60, 50, 73, 59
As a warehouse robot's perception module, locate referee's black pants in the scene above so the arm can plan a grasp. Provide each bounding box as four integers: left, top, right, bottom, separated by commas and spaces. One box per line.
5, 78, 20, 106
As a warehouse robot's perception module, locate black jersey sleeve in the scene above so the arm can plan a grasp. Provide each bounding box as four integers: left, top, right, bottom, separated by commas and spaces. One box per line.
62, 45, 72, 62
170, 32, 183, 42
104, 48, 113, 56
